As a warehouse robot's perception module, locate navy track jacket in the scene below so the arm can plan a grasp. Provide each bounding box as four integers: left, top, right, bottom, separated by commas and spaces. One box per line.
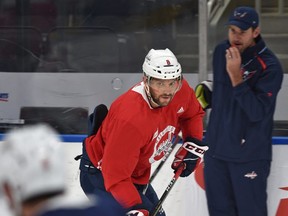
206, 36, 283, 162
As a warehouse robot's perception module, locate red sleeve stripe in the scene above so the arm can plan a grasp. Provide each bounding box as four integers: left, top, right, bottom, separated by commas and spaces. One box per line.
257, 56, 267, 70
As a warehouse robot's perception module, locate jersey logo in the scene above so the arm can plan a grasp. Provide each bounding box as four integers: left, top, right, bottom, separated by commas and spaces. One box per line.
149, 125, 176, 163
152, 129, 159, 140
177, 107, 184, 114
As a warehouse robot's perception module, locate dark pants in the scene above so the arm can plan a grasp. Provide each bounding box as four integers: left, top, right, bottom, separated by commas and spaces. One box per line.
79, 142, 165, 216
203, 154, 271, 216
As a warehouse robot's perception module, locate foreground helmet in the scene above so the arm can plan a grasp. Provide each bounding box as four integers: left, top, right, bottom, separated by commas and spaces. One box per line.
143, 48, 182, 80
0, 148, 20, 215
0, 124, 65, 202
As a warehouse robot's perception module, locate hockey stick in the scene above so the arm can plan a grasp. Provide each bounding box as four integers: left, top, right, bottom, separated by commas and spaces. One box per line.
150, 165, 185, 216
142, 133, 182, 195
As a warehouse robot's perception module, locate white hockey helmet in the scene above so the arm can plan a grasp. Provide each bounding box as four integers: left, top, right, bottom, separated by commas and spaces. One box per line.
0, 150, 21, 215
143, 48, 182, 80
1, 124, 66, 202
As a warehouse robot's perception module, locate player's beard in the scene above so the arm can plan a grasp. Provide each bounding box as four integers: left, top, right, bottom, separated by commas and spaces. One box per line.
144, 83, 177, 108
150, 92, 174, 107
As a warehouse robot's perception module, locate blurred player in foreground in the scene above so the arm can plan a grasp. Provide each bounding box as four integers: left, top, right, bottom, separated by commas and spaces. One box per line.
79, 48, 208, 216
0, 124, 125, 216
0, 176, 15, 216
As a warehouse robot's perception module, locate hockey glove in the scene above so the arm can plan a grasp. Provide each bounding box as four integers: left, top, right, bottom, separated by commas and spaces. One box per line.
126, 209, 149, 216
195, 80, 213, 110
88, 104, 108, 136
75, 104, 108, 161
171, 137, 208, 177
125, 198, 151, 216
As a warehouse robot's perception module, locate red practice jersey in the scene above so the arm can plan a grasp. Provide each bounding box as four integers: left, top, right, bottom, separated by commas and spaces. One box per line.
85, 78, 204, 208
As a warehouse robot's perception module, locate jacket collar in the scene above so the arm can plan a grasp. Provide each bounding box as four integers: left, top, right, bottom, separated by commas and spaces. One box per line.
241, 35, 267, 62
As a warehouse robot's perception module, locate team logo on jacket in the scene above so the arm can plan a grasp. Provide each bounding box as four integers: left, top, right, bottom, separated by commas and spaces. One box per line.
244, 171, 258, 179
149, 125, 176, 163
241, 69, 257, 81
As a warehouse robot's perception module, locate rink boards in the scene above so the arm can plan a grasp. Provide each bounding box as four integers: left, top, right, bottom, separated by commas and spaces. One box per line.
0, 135, 287, 216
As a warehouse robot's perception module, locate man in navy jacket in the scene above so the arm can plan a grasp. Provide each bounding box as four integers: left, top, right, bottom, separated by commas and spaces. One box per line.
203, 6, 283, 216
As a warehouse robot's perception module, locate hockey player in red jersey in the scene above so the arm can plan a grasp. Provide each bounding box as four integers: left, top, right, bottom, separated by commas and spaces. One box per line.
79, 48, 207, 215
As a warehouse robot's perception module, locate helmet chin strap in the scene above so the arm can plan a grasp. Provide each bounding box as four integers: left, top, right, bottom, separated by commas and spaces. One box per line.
144, 75, 182, 108
144, 83, 161, 108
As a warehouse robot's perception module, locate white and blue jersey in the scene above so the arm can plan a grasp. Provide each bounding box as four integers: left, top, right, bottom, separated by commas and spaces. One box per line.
37, 194, 125, 216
